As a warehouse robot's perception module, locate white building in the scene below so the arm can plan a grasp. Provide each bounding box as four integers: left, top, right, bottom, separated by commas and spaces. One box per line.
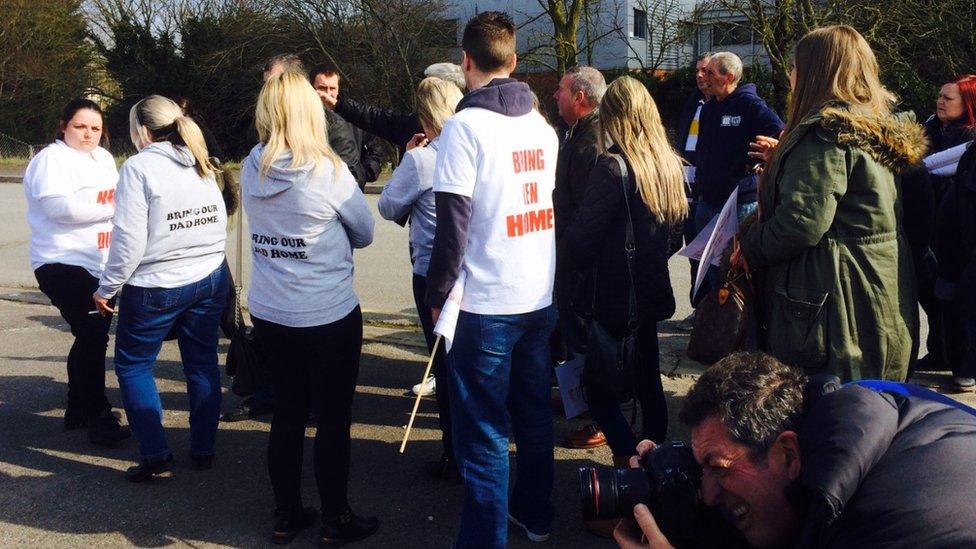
692, 6, 769, 67
444, 0, 697, 73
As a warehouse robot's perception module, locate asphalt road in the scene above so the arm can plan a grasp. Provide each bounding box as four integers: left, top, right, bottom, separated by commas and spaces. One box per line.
0, 177, 965, 548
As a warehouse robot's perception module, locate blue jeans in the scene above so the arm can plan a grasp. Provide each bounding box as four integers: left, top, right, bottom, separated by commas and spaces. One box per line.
448, 305, 557, 548
115, 262, 229, 460
693, 200, 758, 294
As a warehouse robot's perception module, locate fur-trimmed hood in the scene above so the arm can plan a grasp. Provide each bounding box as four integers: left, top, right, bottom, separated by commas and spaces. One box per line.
818, 106, 928, 173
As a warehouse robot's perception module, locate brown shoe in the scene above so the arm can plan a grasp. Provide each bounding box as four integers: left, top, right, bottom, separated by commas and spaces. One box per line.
563, 423, 607, 449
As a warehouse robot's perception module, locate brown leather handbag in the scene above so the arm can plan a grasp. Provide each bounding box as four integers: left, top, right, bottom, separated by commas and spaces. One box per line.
686, 261, 757, 365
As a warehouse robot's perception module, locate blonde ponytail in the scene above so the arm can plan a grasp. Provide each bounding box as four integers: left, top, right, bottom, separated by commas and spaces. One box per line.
129, 95, 218, 179
174, 115, 217, 179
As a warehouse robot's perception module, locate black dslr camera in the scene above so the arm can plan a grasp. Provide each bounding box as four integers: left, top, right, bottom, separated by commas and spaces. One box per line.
578, 441, 701, 545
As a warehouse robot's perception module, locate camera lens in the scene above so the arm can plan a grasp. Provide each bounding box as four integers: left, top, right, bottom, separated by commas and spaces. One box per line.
578, 466, 650, 520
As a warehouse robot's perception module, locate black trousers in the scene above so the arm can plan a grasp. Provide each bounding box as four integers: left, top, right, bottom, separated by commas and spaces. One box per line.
34, 263, 113, 419
917, 251, 947, 365
943, 302, 976, 379
585, 320, 668, 456
253, 307, 363, 517
411, 274, 453, 459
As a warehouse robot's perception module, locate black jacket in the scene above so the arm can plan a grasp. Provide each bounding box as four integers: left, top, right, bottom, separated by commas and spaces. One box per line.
553, 110, 601, 291
563, 151, 676, 327
923, 115, 976, 202
335, 96, 422, 149
675, 91, 706, 165
324, 110, 361, 179
795, 377, 976, 548
346, 122, 385, 189
934, 144, 976, 308
695, 83, 783, 207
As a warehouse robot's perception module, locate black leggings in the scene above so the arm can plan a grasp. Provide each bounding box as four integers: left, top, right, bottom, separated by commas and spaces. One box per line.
585, 321, 667, 456
34, 263, 113, 419
411, 273, 453, 459
253, 307, 363, 518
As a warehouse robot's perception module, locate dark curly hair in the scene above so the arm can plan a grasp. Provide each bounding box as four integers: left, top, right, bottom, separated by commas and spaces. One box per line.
679, 352, 808, 459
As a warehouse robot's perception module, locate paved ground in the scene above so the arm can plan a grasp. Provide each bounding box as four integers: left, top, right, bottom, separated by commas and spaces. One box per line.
0, 177, 970, 548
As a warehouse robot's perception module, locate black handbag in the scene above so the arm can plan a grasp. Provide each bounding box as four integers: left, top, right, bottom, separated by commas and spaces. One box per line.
224, 197, 269, 396
582, 154, 641, 403
228, 323, 268, 397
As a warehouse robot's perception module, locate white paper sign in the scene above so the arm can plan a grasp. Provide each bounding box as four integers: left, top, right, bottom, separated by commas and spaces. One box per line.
555, 357, 588, 419
433, 270, 466, 353
691, 189, 739, 300
924, 141, 971, 177
677, 212, 717, 262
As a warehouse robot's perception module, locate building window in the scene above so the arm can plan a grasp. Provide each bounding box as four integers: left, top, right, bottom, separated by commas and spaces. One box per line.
633, 8, 647, 39
711, 22, 751, 47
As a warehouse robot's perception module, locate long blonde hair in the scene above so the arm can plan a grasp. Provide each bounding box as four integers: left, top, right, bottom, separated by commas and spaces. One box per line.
255, 70, 339, 177
415, 77, 463, 137
129, 95, 217, 179
783, 25, 895, 137
599, 76, 687, 226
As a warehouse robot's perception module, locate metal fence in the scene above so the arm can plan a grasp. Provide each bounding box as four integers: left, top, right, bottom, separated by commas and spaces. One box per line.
0, 132, 39, 161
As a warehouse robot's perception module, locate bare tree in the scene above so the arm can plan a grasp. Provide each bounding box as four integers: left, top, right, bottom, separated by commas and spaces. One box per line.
691, 0, 819, 111
273, 0, 455, 111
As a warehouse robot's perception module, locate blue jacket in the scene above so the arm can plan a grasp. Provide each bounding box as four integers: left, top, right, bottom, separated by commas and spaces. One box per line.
694, 83, 783, 207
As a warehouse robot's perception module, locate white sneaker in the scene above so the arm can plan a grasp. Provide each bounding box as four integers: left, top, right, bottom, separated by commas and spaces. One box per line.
412, 376, 436, 396
508, 513, 550, 542
953, 376, 976, 390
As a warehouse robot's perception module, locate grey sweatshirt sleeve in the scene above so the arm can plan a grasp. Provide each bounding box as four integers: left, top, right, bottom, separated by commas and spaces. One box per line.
425, 191, 471, 309
331, 168, 375, 249
98, 165, 149, 298
377, 153, 421, 221
38, 195, 114, 224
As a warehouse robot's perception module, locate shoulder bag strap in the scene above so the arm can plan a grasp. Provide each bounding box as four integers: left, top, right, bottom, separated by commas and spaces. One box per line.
609, 154, 639, 333
233, 186, 245, 328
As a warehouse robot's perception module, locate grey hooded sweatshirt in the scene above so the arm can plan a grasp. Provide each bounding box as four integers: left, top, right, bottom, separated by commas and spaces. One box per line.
98, 141, 227, 298
241, 144, 374, 328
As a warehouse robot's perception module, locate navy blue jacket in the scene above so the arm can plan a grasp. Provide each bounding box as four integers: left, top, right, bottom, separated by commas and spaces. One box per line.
694, 83, 783, 207
794, 376, 976, 548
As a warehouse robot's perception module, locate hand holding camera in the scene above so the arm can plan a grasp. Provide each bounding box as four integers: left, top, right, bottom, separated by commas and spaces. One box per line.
614, 503, 674, 549
579, 440, 700, 548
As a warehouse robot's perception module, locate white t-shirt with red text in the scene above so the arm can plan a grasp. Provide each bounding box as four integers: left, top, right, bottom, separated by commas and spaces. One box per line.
434, 107, 559, 315
24, 140, 118, 276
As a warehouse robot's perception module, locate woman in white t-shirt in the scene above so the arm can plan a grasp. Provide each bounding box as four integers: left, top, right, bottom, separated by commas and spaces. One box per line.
91, 95, 229, 482
25, 99, 131, 448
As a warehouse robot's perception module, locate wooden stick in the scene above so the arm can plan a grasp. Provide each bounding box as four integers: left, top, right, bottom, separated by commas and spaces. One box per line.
400, 335, 442, 453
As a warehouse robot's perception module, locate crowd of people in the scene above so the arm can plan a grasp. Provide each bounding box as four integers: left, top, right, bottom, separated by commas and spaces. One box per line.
21, 8, 976, 548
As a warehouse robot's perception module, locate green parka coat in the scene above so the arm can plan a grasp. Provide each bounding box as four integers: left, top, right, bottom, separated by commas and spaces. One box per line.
740, 104, 925, 381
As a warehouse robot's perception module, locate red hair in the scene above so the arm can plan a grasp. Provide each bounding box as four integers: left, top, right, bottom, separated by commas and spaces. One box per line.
955, 74, 976, 128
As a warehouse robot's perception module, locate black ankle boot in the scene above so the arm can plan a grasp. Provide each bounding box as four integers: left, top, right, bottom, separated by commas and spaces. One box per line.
424, 454, 461, 483
272, 506, 318, 545
320, 508, 379, 545
191, 453, 214, 471
124, 454, 173, 482
88, 410, 131, 447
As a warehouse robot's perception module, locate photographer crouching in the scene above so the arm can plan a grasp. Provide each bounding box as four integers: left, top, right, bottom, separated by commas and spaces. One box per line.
594, 351, 976, 548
